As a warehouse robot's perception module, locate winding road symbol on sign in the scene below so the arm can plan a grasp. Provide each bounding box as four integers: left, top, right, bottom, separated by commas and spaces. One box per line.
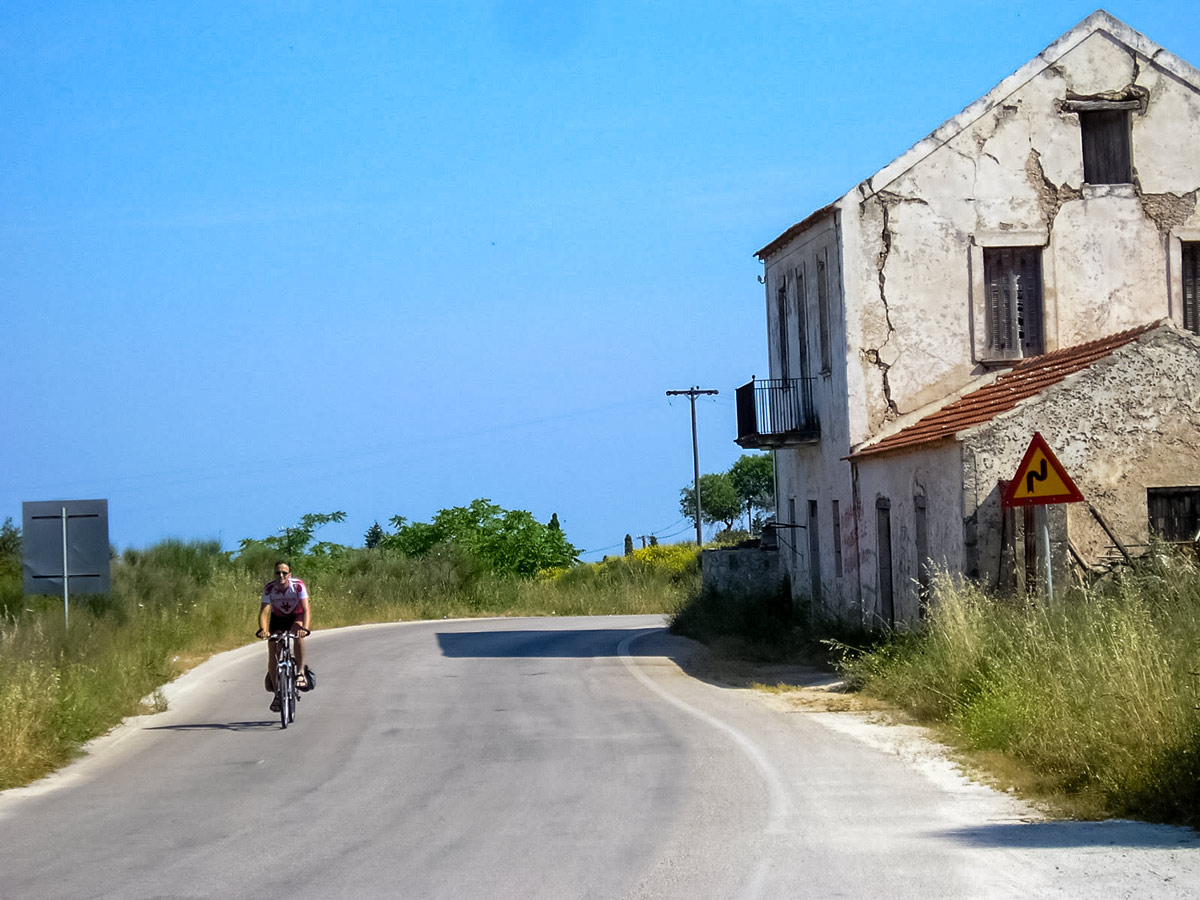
1002, 433, 1085, 507
1026, 458, 1048, 495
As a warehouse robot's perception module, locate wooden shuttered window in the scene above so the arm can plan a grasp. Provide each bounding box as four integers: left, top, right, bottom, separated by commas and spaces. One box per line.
816, 256, 831, 373
983, 247, 1044, 359
775, 277, 789, 378
793, 268, 810, 378
1184, 243, 1200, 335
1148, 487, 1200, 543
1080, 110, 1132, 185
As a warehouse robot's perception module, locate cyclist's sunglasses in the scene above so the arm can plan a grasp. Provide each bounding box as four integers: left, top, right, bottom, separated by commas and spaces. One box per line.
275, 569, 290, 576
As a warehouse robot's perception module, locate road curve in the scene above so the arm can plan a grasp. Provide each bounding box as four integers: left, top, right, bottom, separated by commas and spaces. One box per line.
1, 615, 1197, 899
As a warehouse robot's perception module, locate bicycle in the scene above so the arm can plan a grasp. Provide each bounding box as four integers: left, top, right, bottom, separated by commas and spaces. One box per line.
268, 627, 310, 729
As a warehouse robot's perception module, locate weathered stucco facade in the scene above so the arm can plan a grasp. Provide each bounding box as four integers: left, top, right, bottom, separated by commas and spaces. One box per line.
746, 12, 1200, 625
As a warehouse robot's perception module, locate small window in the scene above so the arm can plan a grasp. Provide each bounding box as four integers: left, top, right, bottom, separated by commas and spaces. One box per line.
1148, 487, 1200, 542
983, 247, 1044, 358
1080, 109, 1132, 185
1183, 243, 1199, 336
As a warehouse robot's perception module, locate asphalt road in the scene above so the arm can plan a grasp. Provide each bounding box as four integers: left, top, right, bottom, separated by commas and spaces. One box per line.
1, 615, 1197, 899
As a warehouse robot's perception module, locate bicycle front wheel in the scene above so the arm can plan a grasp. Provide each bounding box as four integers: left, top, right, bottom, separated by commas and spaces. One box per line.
277, 662, 290, 729
284, 671, 295, 724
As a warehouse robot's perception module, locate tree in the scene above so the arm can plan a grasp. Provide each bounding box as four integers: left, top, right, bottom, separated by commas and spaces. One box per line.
0, 517, 19, 561
728, 453, 775, 533
237, 511, 347, 561
0, 517, 20, 580
364, 521, 385, 549
383, 499, 577, 577
679, 472, 742, 535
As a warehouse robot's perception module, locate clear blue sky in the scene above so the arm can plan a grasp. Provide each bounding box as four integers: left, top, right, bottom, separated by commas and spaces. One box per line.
2, 2, 1194, 559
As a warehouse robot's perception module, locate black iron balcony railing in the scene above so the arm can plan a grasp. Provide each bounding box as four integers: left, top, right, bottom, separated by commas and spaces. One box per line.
735, 377, 820, 449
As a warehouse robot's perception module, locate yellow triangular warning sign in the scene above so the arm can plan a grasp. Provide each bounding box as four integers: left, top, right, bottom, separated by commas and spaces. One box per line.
1002, 433, 1085, 507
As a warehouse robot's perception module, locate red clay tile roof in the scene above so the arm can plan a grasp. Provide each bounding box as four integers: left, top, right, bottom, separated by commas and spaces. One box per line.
852, 322, 1163, 460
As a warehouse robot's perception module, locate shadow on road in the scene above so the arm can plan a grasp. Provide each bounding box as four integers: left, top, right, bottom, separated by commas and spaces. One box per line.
144, 721, 278, 732
435, 627, 834, 692
436, 628, 674, 659
937, 820, 1200, 849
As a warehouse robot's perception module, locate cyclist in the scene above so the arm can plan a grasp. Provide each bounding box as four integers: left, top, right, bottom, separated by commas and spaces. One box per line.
256, 560, 311, 712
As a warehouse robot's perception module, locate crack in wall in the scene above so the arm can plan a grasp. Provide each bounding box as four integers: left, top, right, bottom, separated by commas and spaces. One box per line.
1025, 148, 1082, 235
866, 193, 901, 421
972, 103, 1018, 160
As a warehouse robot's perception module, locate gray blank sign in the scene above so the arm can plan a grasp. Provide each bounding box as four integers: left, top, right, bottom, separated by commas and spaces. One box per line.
22, 500, 111, 596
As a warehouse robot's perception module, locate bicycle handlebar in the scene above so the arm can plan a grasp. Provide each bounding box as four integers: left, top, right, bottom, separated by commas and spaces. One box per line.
257, 627, 311, 639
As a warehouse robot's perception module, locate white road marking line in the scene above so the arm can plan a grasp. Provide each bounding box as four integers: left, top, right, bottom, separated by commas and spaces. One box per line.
617, 630, 793, 836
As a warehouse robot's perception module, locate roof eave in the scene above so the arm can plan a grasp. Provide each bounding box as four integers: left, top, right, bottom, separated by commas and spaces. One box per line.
755, 204, 838, 261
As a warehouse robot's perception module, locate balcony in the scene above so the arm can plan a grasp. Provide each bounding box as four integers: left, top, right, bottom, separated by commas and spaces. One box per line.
735, 377, 820, 449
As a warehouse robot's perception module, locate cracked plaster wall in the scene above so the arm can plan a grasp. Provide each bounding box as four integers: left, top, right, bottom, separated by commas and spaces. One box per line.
759, 19, 1200, 620
838, 30, 1200, 445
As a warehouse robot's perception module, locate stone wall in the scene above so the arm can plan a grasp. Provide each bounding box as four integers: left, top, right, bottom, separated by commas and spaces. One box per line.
701, 547, 783, 597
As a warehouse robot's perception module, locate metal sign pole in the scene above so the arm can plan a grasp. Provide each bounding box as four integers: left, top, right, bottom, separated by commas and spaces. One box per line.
61, 506, 70, 629
1038, 505, 1054, 603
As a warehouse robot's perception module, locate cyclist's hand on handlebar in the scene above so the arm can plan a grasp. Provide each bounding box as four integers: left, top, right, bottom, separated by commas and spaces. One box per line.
256, 628, 267, 639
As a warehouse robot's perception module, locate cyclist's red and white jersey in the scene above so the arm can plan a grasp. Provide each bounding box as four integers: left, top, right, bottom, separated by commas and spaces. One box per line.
262, 578, 309, 615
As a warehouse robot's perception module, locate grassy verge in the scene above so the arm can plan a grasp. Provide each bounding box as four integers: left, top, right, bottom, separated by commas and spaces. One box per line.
0, 540, 698, 790
837, 553, 1200, 825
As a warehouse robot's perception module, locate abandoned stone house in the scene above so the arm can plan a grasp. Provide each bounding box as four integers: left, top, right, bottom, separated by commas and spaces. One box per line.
733, 10, 1200, 625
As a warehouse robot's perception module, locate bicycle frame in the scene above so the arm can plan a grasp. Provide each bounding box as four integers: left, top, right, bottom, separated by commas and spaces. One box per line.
269, 630, 307, 728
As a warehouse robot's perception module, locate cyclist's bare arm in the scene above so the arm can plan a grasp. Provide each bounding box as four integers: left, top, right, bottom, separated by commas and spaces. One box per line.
257, 603, 271, 637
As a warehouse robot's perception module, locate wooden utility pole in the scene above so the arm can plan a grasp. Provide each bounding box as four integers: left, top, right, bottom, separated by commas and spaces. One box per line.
667, 386, 719, 546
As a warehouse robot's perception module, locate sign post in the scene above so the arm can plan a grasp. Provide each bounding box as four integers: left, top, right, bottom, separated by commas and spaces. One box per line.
62, 507, 70, 629
1001, 433, 1085, 602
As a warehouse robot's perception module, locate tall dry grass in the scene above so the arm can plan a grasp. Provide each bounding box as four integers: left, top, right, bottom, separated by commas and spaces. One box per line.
839, 549, 1200, 824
